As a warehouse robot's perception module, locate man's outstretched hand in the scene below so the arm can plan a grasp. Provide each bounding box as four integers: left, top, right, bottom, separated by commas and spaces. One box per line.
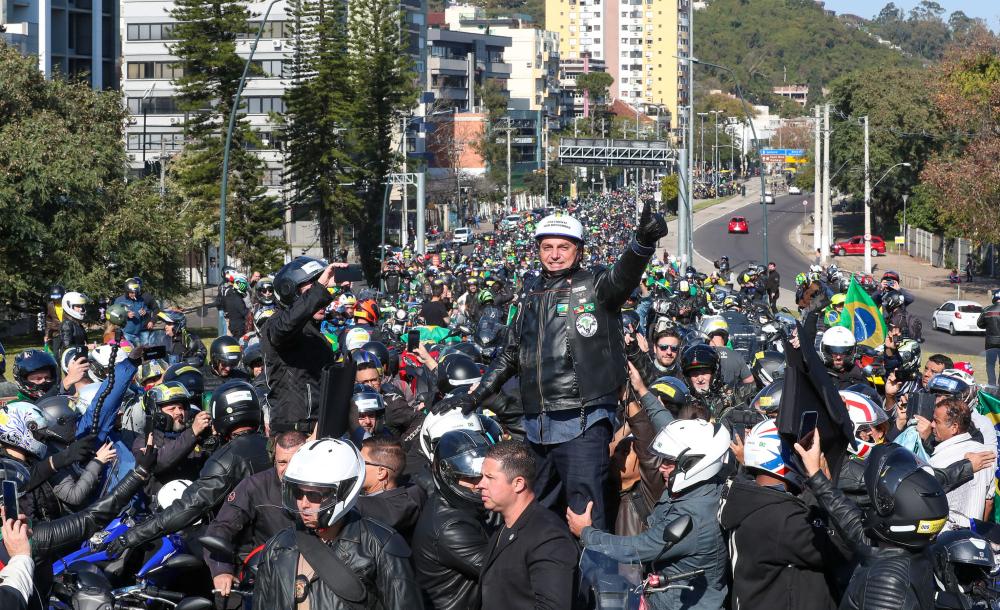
636, 201, 668, 248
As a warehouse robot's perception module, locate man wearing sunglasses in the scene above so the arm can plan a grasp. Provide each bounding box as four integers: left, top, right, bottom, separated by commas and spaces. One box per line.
626, 328, 682, 385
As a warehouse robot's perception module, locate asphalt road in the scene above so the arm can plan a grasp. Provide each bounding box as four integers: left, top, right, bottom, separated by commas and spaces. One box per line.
692, 193, 984, 357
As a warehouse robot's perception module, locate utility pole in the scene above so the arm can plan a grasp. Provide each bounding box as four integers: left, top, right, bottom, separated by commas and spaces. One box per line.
543, 116, 549, 205
401, 117, 409, 248
813, 104, 822, 254
863, 115, 872, 274
698, 112, 707, 178
712, 111, 721, 195
507, 118, 512, 211
821, 103, 831, 263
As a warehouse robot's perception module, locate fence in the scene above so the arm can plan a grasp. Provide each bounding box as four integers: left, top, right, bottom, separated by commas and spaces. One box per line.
905, 225, 996, 276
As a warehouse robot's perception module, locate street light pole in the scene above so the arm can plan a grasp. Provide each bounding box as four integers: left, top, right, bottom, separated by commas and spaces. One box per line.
711, 110, 721, 195
698, 112, 707, 178
217, 0, 281, 335
866, 159, 912, 274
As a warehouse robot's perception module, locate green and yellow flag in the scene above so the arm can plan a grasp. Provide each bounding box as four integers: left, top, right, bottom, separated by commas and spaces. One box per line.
835, 277, 887, 348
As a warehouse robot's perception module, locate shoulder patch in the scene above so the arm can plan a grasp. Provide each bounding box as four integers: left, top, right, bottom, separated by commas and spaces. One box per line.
227, 491, 237, 502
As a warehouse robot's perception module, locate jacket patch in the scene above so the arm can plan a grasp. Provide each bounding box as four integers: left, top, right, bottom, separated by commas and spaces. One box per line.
576, 313, 599, 337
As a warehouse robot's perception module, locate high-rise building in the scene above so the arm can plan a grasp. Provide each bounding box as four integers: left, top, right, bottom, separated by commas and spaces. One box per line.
1, 0, 119, 89
545, 0, 688, 136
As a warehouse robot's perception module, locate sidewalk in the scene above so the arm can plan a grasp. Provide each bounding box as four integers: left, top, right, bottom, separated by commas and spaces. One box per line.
790, 212, 998, 305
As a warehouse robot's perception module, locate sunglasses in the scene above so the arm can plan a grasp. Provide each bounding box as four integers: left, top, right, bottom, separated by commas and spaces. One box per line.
656, 344, 680, 352
290, 487, 330, 503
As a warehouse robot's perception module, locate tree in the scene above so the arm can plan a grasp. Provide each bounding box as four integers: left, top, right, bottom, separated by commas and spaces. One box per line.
283, 0, 361, 259
168, 0, 284, 275
0, 41, 185, 309
575, 72, 613, 106
660, 174, 679, 214
348, 0, 417, 282
473, 79, 510, 188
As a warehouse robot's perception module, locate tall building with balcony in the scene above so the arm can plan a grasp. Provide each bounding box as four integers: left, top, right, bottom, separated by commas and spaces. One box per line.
1, 0, 119, 89
426, 25, 512, 113
545, 0, 687, 137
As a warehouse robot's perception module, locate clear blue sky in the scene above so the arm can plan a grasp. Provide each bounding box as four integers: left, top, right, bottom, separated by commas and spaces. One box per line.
821, 0, 999, 29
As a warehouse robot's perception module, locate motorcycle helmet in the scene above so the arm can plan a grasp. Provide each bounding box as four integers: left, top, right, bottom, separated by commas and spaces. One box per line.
478, 290, 495, 305
359, 342, 391, 375
621, 310, 641, 334
35, 395, 79, 445
274, 257, 328, 307
993, 290, 1000, 305
209, 380, 262, 437
61, 291, 90, 322
162, 363, 205, 407
892, 338, 922, 380
137, 358, 168, 388
795, 273, 807, 286
106, 303, 130, 327
352, 384, 385, 417
343, 327, 371, 352
282, 438, 365, 528
750, 379, 784, 415
157, 309, 187, 331
125, 277, 143, 296
881, 290, 906, 312
649, 418, 730, 494
437, 354, 482, 395
680, 344, 720, 378
255, 277, 277, 306
354, 299, 380, 325
232, 274, 250, 296
419, 408, 485, 461
932, 530, 995, 594
432, 429, 494, 509
88, 344, 132, 382
242, 342, 264, 370
864, 445, 948, 550
820, 325, 857, 365
209, 336, 243, 373
744, 418, 796, 485
13, 349, 58, 400
928, 371, 976, 404
0, 404, 48, 459
842, 389, 889, 458
59, 347, 87, 375
49, 284, 66, 301
253, 306, 276, 329
352, 350, 384, 380
534, 214, 584, 244
648, 376, 689, 414
0, 458, 30, 496
751, 350, 786, 387
156, 479, 192, 510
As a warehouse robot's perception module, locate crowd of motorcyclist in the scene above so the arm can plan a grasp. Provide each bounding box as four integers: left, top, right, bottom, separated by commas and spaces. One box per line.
1, 182, 1000, 610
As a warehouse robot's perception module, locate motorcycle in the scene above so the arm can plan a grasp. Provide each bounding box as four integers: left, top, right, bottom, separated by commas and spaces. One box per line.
51, 554, 210, 610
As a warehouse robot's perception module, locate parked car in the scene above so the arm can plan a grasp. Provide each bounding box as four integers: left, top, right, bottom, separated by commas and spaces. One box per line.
931, 300, 985, 336
727, 216, 749, 234
452, 227, 472, 245
830, 235, 886, 257
789, 185, 802, 195
500, 214, 521, 229
763, 192, 775, 204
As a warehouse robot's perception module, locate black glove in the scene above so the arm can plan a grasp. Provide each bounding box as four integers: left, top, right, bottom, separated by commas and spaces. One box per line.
105, 532, 134, 558
635, 201, 669, 248
430, 392, 478, 416
133, 440, 158, 475
52, 433, 98, 469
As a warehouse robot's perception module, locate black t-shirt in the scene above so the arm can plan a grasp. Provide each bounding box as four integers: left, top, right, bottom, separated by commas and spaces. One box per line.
420, 300, 449, 326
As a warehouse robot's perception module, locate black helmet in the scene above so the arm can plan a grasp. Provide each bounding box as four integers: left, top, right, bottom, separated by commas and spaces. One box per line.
125, 277, 143, 296
891, 338, 921, 381
437, 354, 482, 394
49, 284, 65, 301
243, 342, 263, 369
750, 379, 783, 415
359, 342, 391, 375
145, 381, 193, 433
13, 350, 58, 400
432, 429, 494, 509
680, 344, 719, 377
993, 289, 1000, 305
882, 290, 906, 312
210, 380, 262, 437
162, 363, 205, 407
210, 336, 242, 373
864, 445, 948, 550
439, 342, 481, 365
932, 530, 995, 594
621, 310, 641, 334
751, 350, 786, 387
255, 277, 277, 306
648, 376, 690, 415
274, 257, 327, 307
35, 395, 79, 445
351, 384, 385, 416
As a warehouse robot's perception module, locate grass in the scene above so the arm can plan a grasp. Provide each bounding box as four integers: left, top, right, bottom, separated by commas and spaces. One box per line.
666, 194, 734, 221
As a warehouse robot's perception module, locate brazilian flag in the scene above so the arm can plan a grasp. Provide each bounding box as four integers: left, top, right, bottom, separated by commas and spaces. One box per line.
977, 390, 1000, 522
835, 277, 887, 348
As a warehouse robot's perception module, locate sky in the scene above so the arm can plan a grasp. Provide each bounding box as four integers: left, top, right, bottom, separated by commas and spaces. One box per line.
821, 0, 1000, 30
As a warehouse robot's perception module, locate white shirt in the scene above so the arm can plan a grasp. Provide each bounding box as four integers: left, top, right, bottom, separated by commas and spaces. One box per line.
929, 432, 995, 530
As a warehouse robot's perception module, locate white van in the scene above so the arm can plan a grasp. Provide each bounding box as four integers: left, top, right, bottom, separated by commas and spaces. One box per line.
452, 227, 472, 245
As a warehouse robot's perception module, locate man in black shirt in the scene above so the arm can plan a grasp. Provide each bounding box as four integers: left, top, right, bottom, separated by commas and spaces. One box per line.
420, 284, 450, 327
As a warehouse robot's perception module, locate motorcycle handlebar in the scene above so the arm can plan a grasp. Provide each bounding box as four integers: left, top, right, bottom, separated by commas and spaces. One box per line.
144, 586, 185, 603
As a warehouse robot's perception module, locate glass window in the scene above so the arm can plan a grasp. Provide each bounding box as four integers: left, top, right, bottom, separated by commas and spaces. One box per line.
138, 24, 151, 40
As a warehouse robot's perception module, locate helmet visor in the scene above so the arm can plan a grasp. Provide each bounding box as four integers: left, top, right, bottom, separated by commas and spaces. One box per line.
927, 374, 969, 397
439, 444, 489, 479
869, 447, 923, 516
282, 478, 357, 517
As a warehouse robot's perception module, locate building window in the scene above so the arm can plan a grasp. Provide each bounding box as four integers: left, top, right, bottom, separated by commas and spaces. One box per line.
127, 97, 181, 115
238, 21, 291, 39
126, 23, 176, 41
262, 167, 283, 186
255, 59, 287, 77
126, 61, 184, 80
245, 96, 286, 114
127, 132, 184, 151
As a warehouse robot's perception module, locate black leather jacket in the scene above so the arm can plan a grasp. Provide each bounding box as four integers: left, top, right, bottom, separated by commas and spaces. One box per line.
60, 319, 87, 350
476, 239, 652, 414
838, 453, 974, 512
806, 472, 935, 610
261, 283, 336, 432
124, 431, 270, 548
253, 512, 425, 610
411, 494, 493, 610
979, 303, 1000, 349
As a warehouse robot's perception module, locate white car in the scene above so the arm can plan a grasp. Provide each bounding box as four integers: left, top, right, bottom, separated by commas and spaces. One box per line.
763, 192, 775, 204
789, 185, 802, 195
501, 214, 521, 229
452, 227, 472, 245
931, 300, 985, 335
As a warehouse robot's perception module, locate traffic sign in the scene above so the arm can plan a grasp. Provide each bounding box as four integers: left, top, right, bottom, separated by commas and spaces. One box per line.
894, 236, 905, 244
761, 148, 805, 157
802, 199, 808, 206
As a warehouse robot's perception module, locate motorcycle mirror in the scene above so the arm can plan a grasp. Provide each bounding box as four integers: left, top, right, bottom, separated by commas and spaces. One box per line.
662, 515, 693, 545
199, 535, 236, 559
175, 598, 214, 610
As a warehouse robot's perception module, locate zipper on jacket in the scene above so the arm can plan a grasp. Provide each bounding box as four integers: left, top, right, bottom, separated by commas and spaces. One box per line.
306, 383, 313, 420
537, 289, 547, 442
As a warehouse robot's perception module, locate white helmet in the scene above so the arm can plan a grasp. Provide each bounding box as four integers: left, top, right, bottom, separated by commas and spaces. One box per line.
282, 438, 365, 528
343, 327, 371, 352
61, 291, 90, 321
649, 419, 730, 493
820, 326, 856, 364
744, 419, 793, 483
73, 383, 101, 414
0, 404, 48, 459
809, 264, 823, 274
156, 479, 192, 510
88, 344, 132, 382
699, 315, 729, 339
534, 214, 584, 243
419, 408, 484, 461
841, 390, 889, 458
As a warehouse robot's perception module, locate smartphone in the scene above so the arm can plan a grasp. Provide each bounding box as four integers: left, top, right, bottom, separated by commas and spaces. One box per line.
77, 344, 89, 361
142, 344, 168, 362
2, 480, 18, 521
911, 393, 938, 422
798, 410, 818, 450
334, 264, 364, 283
407, 329, 421, 352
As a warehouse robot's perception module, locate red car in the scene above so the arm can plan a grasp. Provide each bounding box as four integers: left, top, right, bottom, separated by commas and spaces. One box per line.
831, 235, 886, 257
727, 216, 749, 234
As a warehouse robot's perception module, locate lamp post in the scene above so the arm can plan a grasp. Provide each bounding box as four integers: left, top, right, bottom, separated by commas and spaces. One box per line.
710, 110, 722, 195
217, 0, 282, 335
866, 161, 912, 273
697, 112, 707, 178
